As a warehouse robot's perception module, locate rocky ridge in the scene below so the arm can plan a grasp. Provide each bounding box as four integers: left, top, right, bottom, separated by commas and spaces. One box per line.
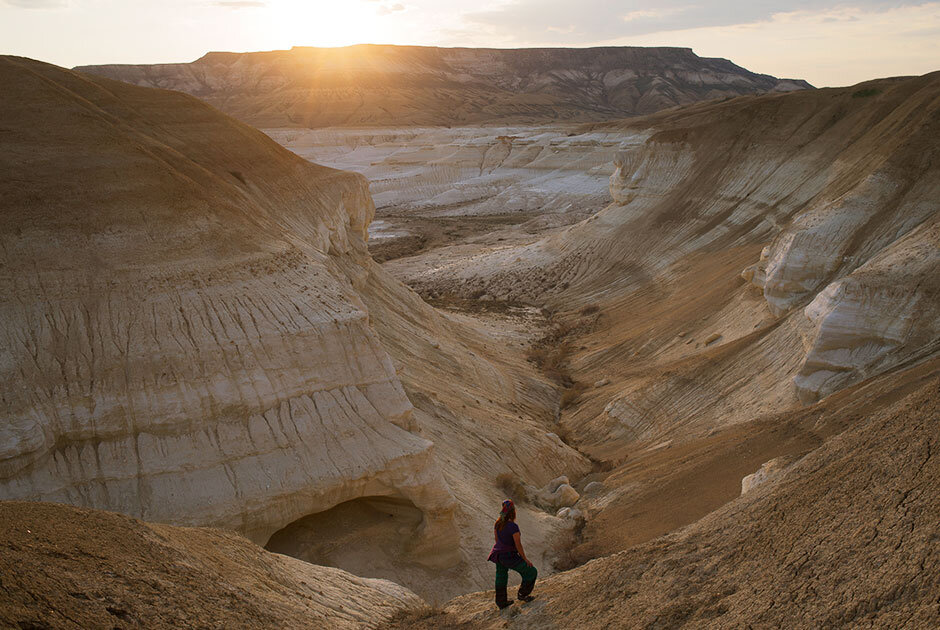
75, 44, 811, 128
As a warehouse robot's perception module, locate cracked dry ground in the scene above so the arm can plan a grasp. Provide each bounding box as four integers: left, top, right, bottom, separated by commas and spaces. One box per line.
384, 360, 940, 629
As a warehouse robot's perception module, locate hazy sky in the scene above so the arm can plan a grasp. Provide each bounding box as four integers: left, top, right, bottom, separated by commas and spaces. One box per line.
2, 0, 938, 86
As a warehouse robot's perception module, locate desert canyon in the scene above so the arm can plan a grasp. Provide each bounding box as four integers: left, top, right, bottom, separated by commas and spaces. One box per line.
1, 44, 938, 629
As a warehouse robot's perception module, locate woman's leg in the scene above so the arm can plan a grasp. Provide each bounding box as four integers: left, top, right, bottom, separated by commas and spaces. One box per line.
511, 561, 538, 599
494, 563, 512, 608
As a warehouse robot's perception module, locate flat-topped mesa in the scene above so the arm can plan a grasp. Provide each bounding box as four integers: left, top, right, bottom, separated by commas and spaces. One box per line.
75, 44, 812, 128
0, 55, 459, 564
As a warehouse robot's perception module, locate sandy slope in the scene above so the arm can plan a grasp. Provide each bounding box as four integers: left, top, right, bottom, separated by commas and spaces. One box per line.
375, 72, 940, 619
0, 501, 422, 629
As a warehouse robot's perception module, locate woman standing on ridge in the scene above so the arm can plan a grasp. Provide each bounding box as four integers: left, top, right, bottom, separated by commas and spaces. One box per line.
487, 499, 537, 609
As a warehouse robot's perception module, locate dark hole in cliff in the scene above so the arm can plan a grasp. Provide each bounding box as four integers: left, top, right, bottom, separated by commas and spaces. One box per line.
264, 496, 428, 586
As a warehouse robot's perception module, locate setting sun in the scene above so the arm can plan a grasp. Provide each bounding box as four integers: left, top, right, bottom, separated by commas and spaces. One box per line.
268, 0, 384, 48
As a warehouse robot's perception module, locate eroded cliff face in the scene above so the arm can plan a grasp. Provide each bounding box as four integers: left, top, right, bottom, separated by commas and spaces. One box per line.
794, 217, 940, 403
0, 56, 459, 567
0, 56, 592, 602
75, 44, 811, 128
268, 126, 621, 219
412, 73, 940, 416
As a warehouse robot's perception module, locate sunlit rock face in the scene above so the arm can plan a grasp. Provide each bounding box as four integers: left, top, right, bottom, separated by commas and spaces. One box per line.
76, 44, 811, 128
0, 56, 459, 562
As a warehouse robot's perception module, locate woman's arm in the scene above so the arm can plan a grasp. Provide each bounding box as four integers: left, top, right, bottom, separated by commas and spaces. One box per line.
512, 532, 533, 566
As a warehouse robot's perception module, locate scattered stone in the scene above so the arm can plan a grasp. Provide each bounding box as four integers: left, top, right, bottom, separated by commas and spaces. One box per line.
536, 476, 580, 509
594, 378, 611, 388
583, 481, 605, 495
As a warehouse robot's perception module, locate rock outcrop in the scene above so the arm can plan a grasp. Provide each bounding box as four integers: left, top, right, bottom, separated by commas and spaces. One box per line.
0, 55, 458, 562
0, 501, 422, 629
536, 476, 581, 510
794, 217, 940, 402
75, 45, 811, 128
740, 456, 794, 495
0, 55, 590, 601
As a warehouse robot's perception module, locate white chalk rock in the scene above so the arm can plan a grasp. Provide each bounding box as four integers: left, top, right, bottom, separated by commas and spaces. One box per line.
547, 475, 571, 493
741, 457, 792, 495
794, 218, 940, 403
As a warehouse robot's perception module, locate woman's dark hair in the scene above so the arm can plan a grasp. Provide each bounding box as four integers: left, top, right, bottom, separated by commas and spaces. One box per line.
495, 499, 516, 532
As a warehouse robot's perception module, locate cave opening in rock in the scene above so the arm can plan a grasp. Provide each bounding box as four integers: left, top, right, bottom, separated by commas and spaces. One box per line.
264, 496, 451, 599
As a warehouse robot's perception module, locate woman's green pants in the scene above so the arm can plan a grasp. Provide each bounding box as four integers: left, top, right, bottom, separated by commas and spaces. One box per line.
495, 560, 537, 588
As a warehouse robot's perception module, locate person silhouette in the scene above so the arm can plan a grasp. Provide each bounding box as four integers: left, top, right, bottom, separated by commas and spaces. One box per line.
486, 499, 537, 609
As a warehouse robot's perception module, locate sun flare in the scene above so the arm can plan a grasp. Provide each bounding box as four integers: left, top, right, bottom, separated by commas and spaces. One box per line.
269, 0, 385, 48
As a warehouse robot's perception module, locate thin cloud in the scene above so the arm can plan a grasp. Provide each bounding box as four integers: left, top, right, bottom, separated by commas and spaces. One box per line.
377, 2, 405, 16
212, 1, 266, 8
3, 0, 68, 8
463, 0, 933, 43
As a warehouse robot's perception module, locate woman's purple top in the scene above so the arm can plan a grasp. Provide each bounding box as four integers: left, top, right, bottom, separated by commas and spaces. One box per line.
487, 522, 521, 565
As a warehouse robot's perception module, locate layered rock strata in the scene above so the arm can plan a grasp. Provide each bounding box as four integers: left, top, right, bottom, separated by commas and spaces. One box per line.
0, 56, 591, 601
268, 126, 622, 219
405, 73, 940, 413
76, 45, 811, 128
0, 55, 457, 563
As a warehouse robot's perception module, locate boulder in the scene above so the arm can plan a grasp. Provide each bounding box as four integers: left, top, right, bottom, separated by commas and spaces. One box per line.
537, 477, 580, 509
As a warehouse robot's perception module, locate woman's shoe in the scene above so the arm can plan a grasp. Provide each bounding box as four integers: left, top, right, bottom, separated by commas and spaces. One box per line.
495, 585, 513, 609
517, 580, 535, 601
